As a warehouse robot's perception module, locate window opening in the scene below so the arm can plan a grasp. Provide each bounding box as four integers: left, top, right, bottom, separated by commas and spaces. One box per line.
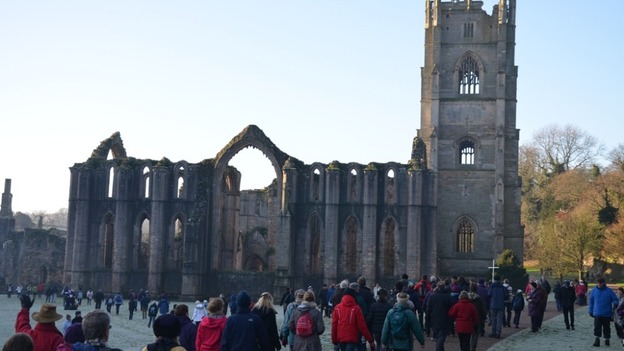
457, 218, 474, 253
460, 140, 475, 165
463, 22, 474, 38
143, 166, 150, 198
108, 168, 115, 198
459, 56, 480, 94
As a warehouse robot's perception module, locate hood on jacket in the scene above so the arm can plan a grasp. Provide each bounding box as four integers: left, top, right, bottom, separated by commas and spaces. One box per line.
297, 301, 317, 312
195, 303, 205, 310
340, 294, 357, 307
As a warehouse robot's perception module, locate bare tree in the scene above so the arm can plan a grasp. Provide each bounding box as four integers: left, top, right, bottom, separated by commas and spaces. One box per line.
531, 124, 604, 175
608, 143, 624, 172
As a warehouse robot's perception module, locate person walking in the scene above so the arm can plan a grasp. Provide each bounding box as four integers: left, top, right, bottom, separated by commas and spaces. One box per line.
252, 292, 282, 351
381, 292, 425, 351
527, 282, 541, 333
331, 287, 376, 351
511, 289, 525, 329
487, 274, 506, 338
589, 276, 620, 347
560, 280, 576, 330
288, 291, 325, 351
448, 291, 478, 351
113, 293, 123, 315
195, 298, 227, 351
366, 288, 393, 347
221, 291, 271, 351
426, 281, 453, 351
614, 287, 624, 348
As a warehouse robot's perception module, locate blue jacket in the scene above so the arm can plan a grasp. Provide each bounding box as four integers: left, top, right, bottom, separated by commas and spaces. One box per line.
589, 285, 619, 317
488, 281, 506, 310
221, 306, 271, 351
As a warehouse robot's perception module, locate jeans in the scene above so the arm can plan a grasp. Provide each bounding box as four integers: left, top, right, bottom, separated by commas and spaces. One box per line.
338, 343, 359, 351
434, 328, 447, 351
513, 309, 522, 326
490, 308, 504, 336
563, 306, 574, 328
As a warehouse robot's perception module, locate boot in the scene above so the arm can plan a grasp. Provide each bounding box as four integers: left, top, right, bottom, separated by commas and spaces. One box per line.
605, 338, 610, 346
593, 337, 600, 347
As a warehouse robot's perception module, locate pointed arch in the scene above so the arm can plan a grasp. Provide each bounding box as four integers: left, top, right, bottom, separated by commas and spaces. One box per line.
174, 162, 187, 199
453, 216, 477, 253
308, 213, 323, 275
454, 136, 480, 166
171, 212, 186, 270
102, 212, 115, 269
142, 166, 151, 198
90, 132, 127, 159
455, 52, 485, 95
380, 216, 398, 276
134, 212, 150, 270
385, 166, 397, 205
310, 164, 324, 202
347, 164, 361, 203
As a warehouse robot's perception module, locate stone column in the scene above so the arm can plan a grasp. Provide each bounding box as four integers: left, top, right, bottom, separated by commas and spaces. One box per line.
323, 167, 340, 283
111, 167, 131, 292
70, 169, 91, 287
361, 167, 378, 281
406, 169, 423, 276
148, 166, 169, 294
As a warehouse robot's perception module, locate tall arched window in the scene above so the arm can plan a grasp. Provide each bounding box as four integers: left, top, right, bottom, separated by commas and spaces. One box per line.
108, 167, 115, 198
344, 216, 358, 275
459, 140, 475, 165
459, 56, 480, 94
142, 166, 150, 198
457, 218, 475, 253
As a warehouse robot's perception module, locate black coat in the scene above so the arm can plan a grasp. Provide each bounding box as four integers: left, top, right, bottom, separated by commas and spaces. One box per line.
426, 288, 454, 331
252, 307, 281, 351
366, 300, 393, 337
560, 285, 576, 309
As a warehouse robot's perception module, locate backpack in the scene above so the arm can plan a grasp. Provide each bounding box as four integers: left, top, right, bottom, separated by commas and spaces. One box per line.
389, 309, 408, 340
295, 311, 314, 337
148, 304, 158, 316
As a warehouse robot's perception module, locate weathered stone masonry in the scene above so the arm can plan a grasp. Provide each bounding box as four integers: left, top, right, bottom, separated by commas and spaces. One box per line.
64, 0, 523, 298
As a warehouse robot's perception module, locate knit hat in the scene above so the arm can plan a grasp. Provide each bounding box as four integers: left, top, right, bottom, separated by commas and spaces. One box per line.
478, 278, 485, 285
64, 323, 85, 344
236, 291, 251, 308
32, 304, 63, 323
397, 292, 409, 304
153, 314, 181, 339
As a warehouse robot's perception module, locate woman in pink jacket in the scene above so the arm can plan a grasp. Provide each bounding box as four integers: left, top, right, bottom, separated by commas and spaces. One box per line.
195, 298, 227, 351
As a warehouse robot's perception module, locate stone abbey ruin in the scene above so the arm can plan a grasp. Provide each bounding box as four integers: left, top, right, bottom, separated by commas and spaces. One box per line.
5, 0, 525, 298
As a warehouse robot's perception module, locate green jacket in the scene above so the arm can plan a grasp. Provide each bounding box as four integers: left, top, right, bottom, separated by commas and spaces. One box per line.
381, 304, 425, 351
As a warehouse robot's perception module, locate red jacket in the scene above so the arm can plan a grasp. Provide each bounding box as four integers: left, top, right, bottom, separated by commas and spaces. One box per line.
15, 308, 64, 351
448, 299, 479, 334
331, 294, 373, 344
195, 315, 227, 351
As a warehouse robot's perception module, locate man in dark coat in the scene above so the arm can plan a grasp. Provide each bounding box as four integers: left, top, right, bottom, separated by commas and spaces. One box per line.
357, 276, 375, 308
560, 280, 577, 330
426, 281, 454, 351
221, 291, 270, 351
175, 304, 197, 351
93, 289, 104, 309
366, 288, 393, 347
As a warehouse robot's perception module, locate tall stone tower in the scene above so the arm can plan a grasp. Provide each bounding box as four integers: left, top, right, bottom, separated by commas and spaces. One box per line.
418, 0, 523, 275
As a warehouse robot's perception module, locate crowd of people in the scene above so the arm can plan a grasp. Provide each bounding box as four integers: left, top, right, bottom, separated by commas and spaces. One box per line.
4, 273, 624, 351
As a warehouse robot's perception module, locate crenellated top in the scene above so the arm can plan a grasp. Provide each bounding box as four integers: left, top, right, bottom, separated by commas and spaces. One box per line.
425, 0, 515, 29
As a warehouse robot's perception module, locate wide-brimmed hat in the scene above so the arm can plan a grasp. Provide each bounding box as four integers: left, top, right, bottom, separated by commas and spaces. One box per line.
32, 304, 63, 323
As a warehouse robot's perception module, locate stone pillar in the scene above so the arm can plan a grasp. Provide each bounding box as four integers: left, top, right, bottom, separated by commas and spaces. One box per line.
406, 170, 423, 276
64, 168, 79, 284
148, 167, 170, 294
323, 167, 340, 283
361, 168, 378, 281
276, 163, 296, 273
111, 167, 132, 292
70, 170, 91, 287
0, 179, 13, 217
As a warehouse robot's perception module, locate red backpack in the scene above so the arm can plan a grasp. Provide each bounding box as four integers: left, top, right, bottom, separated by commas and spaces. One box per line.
296, 311, 314, 337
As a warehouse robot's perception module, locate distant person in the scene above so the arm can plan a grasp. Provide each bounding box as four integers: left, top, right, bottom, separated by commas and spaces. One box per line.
15, 294, 65, 351
2, 333, 34, 351
148, 301, 159, 328
192, 300, 207, 326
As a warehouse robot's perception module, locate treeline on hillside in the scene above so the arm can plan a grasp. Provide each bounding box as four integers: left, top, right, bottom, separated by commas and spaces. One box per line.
520, 124, 624, 281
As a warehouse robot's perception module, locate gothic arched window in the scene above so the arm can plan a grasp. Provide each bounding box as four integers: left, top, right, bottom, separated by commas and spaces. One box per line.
459, 56, 480, 94
457, 218, 475, 253
459, 140, 475, 165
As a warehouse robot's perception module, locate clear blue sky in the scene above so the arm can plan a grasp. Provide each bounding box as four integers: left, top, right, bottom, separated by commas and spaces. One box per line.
1, 1, 622, 213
